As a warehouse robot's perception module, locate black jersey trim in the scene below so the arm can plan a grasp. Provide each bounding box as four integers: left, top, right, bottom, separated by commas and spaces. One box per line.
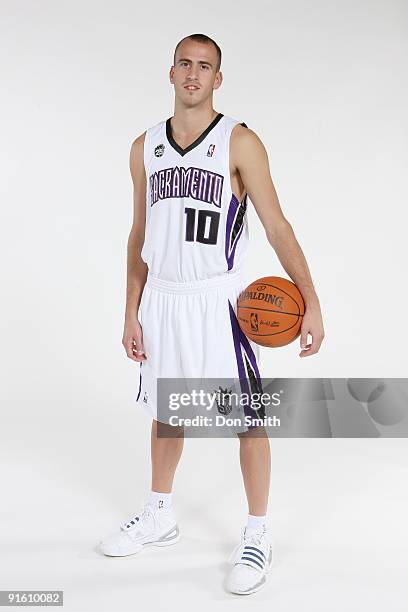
165, 113, 224, 157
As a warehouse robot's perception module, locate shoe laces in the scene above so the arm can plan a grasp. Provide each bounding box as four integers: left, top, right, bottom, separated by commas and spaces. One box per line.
228, 527, 267, 564
244, 530, 265, 548
120, 504, 153, 531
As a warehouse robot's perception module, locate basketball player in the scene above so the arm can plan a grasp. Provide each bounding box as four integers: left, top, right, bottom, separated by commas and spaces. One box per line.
98, 34, 325, 595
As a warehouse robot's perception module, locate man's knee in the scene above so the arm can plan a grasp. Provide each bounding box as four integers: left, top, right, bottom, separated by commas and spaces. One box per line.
238, 426, 268, 447
155, 419, 184, 439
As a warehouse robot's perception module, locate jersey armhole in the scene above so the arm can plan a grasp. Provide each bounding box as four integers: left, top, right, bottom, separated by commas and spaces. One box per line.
229, 121, 249, 205
143, 128, 151, 173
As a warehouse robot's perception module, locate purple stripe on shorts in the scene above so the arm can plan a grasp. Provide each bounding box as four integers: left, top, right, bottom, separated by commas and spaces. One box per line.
228, 299, 248, 385
228, 300, 263, 423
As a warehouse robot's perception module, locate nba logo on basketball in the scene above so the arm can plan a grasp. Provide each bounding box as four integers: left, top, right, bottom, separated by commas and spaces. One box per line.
207, 144, 216, 157
250, 312, 259, 332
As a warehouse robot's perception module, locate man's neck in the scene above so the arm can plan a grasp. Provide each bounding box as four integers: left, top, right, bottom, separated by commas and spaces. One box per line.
171, 103, 219, 137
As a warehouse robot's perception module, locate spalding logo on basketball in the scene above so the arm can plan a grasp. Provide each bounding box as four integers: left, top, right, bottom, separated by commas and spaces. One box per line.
237, 276, 305, 347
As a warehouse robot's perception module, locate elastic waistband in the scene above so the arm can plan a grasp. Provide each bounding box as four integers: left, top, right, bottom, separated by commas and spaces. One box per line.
146, 269, 246, 294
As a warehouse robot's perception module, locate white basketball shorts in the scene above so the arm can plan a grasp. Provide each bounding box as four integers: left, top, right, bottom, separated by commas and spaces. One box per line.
135, 268, 263, 422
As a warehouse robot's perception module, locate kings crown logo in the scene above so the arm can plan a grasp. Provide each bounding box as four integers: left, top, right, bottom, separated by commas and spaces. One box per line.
214, 386, 233, 416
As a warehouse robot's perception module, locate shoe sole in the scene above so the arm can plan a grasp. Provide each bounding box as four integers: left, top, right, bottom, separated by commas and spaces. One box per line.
100, 527, 180, 557
142, 533, 181, 549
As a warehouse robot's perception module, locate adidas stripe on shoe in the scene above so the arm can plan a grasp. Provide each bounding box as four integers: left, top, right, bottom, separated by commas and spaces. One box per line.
225, 526, 273, 595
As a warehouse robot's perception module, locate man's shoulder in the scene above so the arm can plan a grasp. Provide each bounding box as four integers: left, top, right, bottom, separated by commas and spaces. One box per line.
131, 132, 146, 147
131, 118, 167, 149
230, 121, 260, 147
130, 132, 146, 163
229, 121, 266, 169
145, 118, 167, 136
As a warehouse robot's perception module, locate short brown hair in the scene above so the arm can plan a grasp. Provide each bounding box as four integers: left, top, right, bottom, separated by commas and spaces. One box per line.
173, 34, 222, 71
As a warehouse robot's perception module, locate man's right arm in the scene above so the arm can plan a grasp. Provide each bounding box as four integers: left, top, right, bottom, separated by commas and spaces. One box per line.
122, 132, 148, 362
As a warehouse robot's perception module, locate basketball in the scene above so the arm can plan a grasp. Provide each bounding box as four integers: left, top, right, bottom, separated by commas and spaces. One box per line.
237, 276, 305, 347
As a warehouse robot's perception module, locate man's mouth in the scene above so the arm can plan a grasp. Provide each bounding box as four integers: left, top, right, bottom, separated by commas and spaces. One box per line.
184, 85, 200, 91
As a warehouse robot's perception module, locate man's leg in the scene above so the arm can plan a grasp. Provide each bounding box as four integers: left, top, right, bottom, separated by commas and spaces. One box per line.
151, 419, 184, 493
225, 428, 272, 595
98, 419, 184, 556
238, 427, 271, 516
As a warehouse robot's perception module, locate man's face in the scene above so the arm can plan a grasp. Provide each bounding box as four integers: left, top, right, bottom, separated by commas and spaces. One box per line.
170, 40, 222, 107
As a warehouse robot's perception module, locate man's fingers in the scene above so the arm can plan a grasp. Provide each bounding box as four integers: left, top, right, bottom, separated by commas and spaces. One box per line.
131, 338, 147, 360
300, 334, 308, 349
299, 336, 324, 357
123, 338, 146, 361
132, 345, 147, 361
299, 343, 312, 356
122, 338, 133, 357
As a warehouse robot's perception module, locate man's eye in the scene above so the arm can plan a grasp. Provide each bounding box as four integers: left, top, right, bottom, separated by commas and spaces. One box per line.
201, 65, 209, 70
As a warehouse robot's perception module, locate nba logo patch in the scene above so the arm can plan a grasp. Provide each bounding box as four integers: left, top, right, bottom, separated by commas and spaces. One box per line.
155, 144, 165, 157
207, 144, 216, 157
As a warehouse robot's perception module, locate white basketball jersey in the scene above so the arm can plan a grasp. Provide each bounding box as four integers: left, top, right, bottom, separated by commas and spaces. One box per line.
141, 113, 250, 283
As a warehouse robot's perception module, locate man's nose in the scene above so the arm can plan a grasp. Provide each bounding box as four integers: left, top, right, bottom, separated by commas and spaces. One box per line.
187, 66, 199, 80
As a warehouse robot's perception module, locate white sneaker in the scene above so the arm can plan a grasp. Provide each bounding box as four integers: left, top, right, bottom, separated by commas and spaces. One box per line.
99, 503, 180, 557
225, 526, 273, 595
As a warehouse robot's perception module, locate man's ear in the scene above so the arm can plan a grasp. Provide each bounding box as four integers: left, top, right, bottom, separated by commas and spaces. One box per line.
169, 66, 174, 84
213, 70, 223, 90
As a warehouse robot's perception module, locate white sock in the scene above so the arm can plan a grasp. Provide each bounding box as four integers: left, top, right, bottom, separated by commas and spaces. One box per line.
246, 513, 266, 534
148, 490, 172, 511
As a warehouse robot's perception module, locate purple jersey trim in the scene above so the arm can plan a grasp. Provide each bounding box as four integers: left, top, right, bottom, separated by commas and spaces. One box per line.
136, 362, 142, 402
225, 194, 246, 270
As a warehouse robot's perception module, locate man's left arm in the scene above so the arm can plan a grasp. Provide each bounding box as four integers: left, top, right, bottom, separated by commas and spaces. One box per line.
231, 125, 325, 357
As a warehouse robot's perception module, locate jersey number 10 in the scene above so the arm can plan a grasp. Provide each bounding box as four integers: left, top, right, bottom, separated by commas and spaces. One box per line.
184, 207, 220, 245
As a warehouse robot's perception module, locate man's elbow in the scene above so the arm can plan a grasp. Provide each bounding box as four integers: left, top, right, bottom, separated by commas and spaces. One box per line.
265, 219, 293, 246
128, 225, 144, 251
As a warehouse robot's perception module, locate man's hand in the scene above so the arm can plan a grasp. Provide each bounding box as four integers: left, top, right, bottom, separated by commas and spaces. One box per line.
122, 318, 146, 362
231, 125, 325, 360
124, 132, 148, 363
299, 300, 325, 357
